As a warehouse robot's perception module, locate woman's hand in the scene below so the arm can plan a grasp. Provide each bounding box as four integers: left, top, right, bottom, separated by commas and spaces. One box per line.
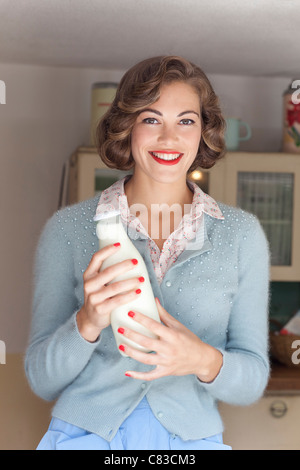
76, 243, 143, 342
120, 298, 223, 383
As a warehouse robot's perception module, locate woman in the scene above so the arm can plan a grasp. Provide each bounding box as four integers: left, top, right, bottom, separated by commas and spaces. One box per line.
25, 56, 270, 450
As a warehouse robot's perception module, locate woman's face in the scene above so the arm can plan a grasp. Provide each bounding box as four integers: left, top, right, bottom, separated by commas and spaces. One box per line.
130, 81, 202, 185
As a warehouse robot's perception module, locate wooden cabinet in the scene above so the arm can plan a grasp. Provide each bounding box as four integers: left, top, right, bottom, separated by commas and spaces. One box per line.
206, 152, 300, 282
219, 394, 300, 450
219, 365, 300, 449
200, 151, 300, 449
64, 146, 131, 205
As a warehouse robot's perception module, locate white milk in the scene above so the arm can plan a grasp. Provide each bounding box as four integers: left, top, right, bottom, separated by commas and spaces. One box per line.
94, 210, 160, 356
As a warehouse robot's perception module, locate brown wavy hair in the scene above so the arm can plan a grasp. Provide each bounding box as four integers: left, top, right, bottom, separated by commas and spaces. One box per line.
96, 56, 226, 171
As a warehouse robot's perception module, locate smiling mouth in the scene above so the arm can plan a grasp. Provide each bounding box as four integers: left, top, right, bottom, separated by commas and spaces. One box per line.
149, 151, 183, 165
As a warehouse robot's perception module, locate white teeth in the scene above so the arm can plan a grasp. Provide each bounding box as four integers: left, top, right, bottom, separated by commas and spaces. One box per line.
151, 152, 181, 161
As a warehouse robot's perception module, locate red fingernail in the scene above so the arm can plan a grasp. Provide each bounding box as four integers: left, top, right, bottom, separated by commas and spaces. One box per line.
131, 258, 138, 265
125, 372, 131, 377
114, 242, 121, 247
128, 311, 135, 318
118, 327, 125, 334
135, 289, 141, 294
138, 276, 145, 283
156, 297, 160, 304
119, 344, 125, 352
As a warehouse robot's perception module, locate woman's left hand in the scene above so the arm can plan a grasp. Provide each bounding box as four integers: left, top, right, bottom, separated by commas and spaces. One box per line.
120, 298, 223, 382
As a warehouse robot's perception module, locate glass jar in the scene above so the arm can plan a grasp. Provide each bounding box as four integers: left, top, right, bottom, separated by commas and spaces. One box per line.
282, 80, 300, 153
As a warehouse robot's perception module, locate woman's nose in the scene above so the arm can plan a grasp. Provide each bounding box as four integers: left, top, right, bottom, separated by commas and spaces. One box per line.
157, 124, 178, 144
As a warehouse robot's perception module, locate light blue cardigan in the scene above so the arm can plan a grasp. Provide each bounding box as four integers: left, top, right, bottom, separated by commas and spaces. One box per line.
25, 196, 270, 442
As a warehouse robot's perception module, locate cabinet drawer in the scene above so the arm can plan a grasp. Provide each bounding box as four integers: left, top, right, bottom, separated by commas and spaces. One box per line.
219, 395, 300, 450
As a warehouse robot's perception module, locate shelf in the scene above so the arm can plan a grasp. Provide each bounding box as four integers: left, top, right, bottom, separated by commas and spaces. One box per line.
267, 362, 300, 392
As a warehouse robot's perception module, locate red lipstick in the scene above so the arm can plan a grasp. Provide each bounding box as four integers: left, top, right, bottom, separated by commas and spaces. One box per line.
149, 151, 183, 166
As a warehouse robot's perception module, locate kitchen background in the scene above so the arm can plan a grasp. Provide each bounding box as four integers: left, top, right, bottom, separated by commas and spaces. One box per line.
0, 0, 299, 450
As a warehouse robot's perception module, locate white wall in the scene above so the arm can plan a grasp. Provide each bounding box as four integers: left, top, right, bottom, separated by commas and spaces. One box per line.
211, 74, 288, 152
0, 61, 290, 353
0, 62, 124, 353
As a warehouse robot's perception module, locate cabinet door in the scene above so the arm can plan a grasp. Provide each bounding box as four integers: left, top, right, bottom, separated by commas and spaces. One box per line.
219, 395, 300, 450
222, 152, 300, 281
68, 147, 132, 203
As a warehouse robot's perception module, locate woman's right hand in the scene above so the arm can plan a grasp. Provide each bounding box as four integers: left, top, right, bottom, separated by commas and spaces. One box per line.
76, 243, 143, 342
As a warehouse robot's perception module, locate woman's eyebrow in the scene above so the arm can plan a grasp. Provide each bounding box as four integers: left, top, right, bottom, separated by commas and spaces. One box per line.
139, 108, 162, 116
139, 108, 199, 117
178, 110, 200, 118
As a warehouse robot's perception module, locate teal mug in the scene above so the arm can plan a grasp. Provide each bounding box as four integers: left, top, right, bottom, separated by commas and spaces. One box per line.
225, 118, 252, 151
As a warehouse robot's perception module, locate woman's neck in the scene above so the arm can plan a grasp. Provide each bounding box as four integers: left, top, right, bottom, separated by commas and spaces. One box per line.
124, 174, 193, 214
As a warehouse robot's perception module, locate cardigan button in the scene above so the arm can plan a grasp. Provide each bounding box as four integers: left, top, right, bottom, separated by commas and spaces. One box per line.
165, 281, 172, 287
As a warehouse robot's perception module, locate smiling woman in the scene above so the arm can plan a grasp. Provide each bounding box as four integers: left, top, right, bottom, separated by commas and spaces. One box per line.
25, 55, 270, 451
96, 55, 226, 172
129, 82, 201, 178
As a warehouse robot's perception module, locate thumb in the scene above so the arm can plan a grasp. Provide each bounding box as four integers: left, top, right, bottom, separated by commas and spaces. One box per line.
155, 297, 177, 326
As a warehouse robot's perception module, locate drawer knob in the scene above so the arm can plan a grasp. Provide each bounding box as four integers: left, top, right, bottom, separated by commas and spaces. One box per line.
270, 400, 288, 418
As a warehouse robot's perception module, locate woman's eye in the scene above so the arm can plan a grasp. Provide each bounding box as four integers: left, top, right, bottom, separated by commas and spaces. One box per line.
143, 117, 158, 124
180, 118, 195, 125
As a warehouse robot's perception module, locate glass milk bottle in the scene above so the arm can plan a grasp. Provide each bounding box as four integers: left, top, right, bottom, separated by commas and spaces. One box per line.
94, 210, 160, 356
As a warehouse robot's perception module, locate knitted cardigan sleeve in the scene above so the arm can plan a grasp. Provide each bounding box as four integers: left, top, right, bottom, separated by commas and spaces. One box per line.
24, 214, 100, 401
198, 215, 270, 405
